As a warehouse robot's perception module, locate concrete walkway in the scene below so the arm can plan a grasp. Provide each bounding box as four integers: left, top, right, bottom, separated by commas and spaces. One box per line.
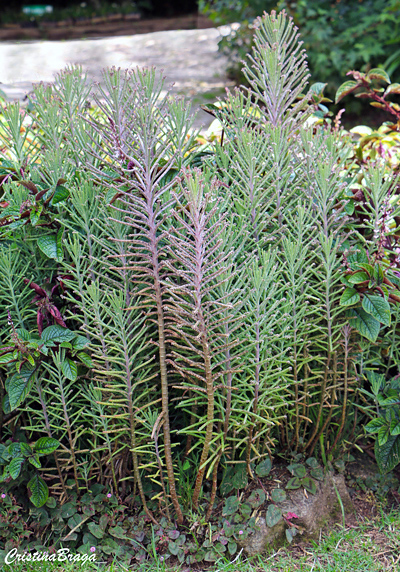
0, 27, 234, 129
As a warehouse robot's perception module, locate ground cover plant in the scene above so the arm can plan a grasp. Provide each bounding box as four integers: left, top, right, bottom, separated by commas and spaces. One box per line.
0, 8, 400, 567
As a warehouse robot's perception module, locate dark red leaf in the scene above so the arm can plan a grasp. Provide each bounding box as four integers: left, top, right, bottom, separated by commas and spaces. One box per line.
37, 311, 44, 335
23, 279, 47, 298
48, 305, 66, 327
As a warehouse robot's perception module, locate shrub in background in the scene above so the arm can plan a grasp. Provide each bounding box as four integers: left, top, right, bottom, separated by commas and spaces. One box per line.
200, 0, 400, 106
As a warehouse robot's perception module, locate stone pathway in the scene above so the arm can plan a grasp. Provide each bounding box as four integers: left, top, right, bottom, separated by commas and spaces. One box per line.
0, 27, 234, 129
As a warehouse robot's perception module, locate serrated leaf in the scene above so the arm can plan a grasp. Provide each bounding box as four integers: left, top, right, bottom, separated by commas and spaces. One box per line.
271, 488, 286, 502
8, 367, 36, 411
77, 352, 92, 368
266, 504, 282, 527
378, 425, 390, 446
302, 477, 317, 495
362, 295, 391, 326
34, 437, 60, 455
348, 271, 369, 284
28, 474, 49, 507
348, 307, 380, 342
256, 458, 272, 477
8, 457, 24, 479
37, 232, 63, 262
286, 477, 302, 490
61, 358, 78, 381
365, 418, 386, 433
51, 185, 70, 205
340, 287, 360, 306
41, 325, 76, 344
375, 434, 400, 473
335, 81, 359, 103
28, 454, 41, 468
71, 335, 90, 350
0, 352, 13, 364
367, 68, 390, 83
20, 442, 32, 457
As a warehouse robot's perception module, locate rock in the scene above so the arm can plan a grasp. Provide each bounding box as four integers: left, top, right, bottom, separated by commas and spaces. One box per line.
239, 472, 353, 556
346, 453, 380, 481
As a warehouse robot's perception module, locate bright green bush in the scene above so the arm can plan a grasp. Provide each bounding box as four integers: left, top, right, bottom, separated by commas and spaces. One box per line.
1, 10, 400, 563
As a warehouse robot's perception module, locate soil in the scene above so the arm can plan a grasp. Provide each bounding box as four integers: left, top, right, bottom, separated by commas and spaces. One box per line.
0, 13, 216, 42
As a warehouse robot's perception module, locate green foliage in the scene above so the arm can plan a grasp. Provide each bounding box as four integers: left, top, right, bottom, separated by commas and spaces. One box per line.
200, 1, 400, 99
2, 9, 400, 564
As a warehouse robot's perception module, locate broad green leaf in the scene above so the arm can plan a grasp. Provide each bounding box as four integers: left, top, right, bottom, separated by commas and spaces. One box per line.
310, 467, 324, 481
302, 477, 317, 495
362, 295, 391, 326
20, 443, 32, 457
340, 287, 360, 306
8, 367, 36, 411
348, 307, 380, 342
287, 463, 306, 478
286, 477, 301, 489
61, 358, 78, 381
109, 526, 128, 539
51, 185, 70, 205
41, 325, 76, 344
271, 488, 286, 502
365, 418, 386, 433
348, 272, 369, 284
68, 513, 83, 530
335, 81, 358, 103
240, 502, 252, 517
71, 335, 90, 350
77, 352, 92, 368
37, 230, 63, 262
378, 425, 389, 446
266, 504, 282, 527
28, 454, 41, 468
247, 488, 265, 508
367, 68, 390, 83
386, 83, 400, 95
60, 502, 76, 518
256, 458, 272, 477
28, 474, 49, 507
375, 434, 400, 473
8, 457, 24, 479
227, 542, 237, 556
222, 496, 239, 516
344, 199, 354, 215
34, 437, 60, 455
305, 457, 319, 468
347, 250, 368, 269
0, 352, 13, 364
30, 204, 43, 226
